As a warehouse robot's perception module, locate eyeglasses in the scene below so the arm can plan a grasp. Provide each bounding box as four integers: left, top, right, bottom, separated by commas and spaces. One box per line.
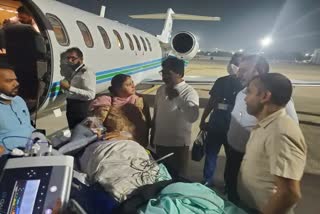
67, 56, 79, 61
159, 70, 171, 76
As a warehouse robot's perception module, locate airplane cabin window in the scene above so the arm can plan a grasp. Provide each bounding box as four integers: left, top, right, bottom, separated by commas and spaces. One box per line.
140, 36, 147, 52
98, 26, 111, 49
46, 14, 70, 46
76, 21, 94, 48
132, 34, 141, 51
113, 30, 124, 50
145, 37, 152, 51
125, 33, 134, 51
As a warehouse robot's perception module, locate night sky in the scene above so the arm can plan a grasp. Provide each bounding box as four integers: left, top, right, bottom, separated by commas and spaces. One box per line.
57, 0, 320, 52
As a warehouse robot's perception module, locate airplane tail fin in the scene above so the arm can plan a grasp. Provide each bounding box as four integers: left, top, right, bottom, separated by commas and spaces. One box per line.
129, 8, 220, 43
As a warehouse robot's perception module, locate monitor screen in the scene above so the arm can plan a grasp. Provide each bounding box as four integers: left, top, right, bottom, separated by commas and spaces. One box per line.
8, 179, 40, 214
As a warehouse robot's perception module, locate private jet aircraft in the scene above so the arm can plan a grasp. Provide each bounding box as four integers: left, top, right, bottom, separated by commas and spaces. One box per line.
0, 0, 221, 116
0, 0, 318, 118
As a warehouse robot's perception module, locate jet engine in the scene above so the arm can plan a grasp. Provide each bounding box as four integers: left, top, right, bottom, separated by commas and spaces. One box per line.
170, 31, 199, 60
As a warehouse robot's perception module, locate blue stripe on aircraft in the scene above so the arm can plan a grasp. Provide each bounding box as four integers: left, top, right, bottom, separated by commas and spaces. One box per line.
49, 58, 163, 98
96, 64, 161, 84
95, 58, 163, 77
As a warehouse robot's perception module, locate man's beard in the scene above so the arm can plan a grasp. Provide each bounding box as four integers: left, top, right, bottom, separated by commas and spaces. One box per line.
21, 19, 32, 25
247, 102, 263, 116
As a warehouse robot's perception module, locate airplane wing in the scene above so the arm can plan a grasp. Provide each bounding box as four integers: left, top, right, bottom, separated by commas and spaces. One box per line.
129, 13, 221, 21
291, 80, 320, 87
140, 76, 320, 86
140, 76, 217, 85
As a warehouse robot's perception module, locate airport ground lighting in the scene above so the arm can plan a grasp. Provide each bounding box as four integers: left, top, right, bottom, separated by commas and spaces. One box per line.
260, 36, 273, 48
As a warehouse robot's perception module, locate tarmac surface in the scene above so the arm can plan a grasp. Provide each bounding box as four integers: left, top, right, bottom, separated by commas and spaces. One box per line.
37, 58, 320, 213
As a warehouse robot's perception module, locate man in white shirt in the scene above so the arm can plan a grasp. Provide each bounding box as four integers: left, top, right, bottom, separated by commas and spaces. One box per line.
60, 47, 96, 129
152, 57, 199, 176
225, 55, 299, 204
238, 73, 306, 214
3, 6, 40, 33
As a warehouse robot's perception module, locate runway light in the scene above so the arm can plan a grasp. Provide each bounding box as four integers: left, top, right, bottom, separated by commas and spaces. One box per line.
260, 36, 273, 47
305, 53, 310, 57
239, 49, 244, 52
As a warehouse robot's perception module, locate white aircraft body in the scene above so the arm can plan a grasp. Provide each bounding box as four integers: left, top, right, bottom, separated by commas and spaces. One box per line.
0, 0, 219, 115
0, 0, 318, 117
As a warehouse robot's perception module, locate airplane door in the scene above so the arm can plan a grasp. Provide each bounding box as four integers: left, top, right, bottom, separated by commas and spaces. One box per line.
4, 24, 47, 111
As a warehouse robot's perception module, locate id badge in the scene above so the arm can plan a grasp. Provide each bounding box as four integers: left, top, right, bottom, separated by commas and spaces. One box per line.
217, 103, 229, 110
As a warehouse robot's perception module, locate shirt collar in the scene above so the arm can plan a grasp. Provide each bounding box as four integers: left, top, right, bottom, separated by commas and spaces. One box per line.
0, 96, 15, 105
174, 81, 186, 89
75, 64, 85, 72
257, 108, 286, 129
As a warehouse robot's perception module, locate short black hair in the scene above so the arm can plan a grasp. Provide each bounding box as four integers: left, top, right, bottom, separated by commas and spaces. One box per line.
252, 73, 292, 107
17, 6, 32, 16
162, 57, 185, 77
229, 52, 243, 66
66, 47, 83, 59
109, 74, 131, 96
0, 61, 14, 71
242, 55, 269, 75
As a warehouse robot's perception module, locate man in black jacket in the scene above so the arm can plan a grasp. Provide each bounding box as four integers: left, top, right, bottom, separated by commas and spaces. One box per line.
199, 53, 243, 187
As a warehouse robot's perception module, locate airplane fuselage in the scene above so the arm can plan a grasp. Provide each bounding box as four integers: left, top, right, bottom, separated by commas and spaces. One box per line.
31, 0, 165, 113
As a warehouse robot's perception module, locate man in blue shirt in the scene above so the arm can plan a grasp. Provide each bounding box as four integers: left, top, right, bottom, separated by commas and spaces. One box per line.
0, 65, 35, 154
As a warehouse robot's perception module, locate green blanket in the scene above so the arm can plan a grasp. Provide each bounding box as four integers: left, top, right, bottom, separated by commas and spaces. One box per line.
139, 182, 247, 214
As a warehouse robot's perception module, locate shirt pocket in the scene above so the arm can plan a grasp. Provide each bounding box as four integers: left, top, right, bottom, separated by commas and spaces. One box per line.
19, 108, 31, 125
71, 74, 84, 85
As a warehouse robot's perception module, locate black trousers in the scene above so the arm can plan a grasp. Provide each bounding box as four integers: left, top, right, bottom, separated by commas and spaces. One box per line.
225, 145, 244, 204
66, 99, 91, 130
156, 145, 189, 178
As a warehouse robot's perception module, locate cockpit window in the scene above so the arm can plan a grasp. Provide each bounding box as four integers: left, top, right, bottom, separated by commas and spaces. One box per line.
46, 13, 70, 46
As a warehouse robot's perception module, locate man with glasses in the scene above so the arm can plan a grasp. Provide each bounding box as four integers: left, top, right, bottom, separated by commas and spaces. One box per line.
60, 47, 96, 130
151, 57, 199, 177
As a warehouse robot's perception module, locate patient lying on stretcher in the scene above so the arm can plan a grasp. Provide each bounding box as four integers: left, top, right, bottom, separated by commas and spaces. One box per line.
79, 137, 171, 202
54, 121, 247, 213
56, 120, 171, 202
56, 116, 134, 155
